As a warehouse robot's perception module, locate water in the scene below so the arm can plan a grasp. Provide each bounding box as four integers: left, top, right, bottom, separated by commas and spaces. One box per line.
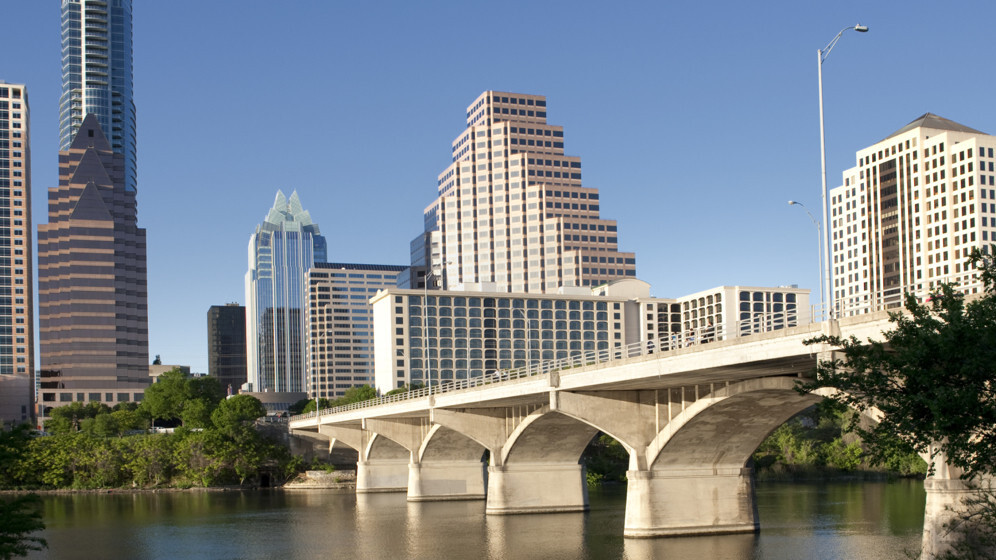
26, 480, 925, 560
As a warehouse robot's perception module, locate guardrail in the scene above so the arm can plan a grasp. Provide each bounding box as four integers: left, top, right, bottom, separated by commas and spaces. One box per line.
291, 278, 987, 423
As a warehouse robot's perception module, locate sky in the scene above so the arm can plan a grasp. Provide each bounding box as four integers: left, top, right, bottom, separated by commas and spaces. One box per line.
2, 0, 996, 373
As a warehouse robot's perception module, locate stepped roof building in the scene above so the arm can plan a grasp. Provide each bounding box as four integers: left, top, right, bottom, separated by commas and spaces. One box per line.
37, 114, 149, 411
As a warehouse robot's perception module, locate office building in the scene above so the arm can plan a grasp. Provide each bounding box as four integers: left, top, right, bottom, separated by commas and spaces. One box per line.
0, 82, 33, 424
371, 280, 808, 392
830, 114, 996, 313
0, 83, 33, 380
408, 91, 636, 293
306, 263, 406, 399
37, 114, 149, 410
207, 303, 248, 395
60, 0, 137, 192
246, 190, 327, 394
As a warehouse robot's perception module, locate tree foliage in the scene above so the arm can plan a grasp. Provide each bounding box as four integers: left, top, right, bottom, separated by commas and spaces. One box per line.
803, 247, 996, 479
141, 369, 223, 428
211, 395, 266, 436
0, 494, 47, 559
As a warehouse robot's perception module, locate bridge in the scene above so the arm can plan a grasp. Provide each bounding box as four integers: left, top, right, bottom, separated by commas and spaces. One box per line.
289, 305, 975, 557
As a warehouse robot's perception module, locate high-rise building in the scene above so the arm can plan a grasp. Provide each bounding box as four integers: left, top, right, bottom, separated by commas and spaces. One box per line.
830, 114, 996, 314
60, 0, 137, 192
246, 190, 327, 393
0, 83, 33, 378
409, 91, 636, 293
207, 303, 248, 396
37, 114, 149, 410
306, 263, 407, 399
0, 82, 33, 425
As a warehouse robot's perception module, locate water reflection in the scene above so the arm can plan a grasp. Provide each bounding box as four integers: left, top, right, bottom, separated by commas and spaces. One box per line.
27, 480, 925, 560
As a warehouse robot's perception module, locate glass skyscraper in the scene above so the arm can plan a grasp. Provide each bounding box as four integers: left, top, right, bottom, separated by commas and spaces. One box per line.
59, 0, 137, 192
246, 191, 326, 393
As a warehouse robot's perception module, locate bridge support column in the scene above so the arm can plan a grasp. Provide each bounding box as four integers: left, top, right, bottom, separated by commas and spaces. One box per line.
355, 459, 409, 493
921, 477, 983, 559
485, 463, 588, 514
407, 460, 486, 502
624, 467, 758, 537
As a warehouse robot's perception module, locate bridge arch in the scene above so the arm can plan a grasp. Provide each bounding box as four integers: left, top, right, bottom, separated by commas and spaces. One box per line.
500, 405, 600, 467
418, 424, 486, 464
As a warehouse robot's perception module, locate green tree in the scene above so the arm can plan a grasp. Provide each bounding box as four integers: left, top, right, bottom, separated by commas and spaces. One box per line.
332, 385, 377, 406
47, 402, 111, 434
211, 395, 266, 435
804, 247, 996, 558
142, 370, 223, 428
0, 425, 31, 488
803, 247, 996, 478
0, 494, 47, 559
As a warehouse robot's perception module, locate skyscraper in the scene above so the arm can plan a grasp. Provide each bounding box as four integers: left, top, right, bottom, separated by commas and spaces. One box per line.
409, 91, 636, 293
0, 83, 33, 378
830, 113, 996, 314
246, 190, 327, 393
306, 263, 406, 399
0, 82, 33, 425
207, 304, 248, 395
60, 0, 137, 192
37, 114, 149, 410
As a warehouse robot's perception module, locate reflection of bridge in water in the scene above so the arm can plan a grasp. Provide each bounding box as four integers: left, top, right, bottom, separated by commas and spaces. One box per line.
290, 303, 976, 558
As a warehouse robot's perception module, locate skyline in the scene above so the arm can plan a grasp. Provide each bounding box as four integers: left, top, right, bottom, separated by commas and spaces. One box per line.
2, 1, 996, 373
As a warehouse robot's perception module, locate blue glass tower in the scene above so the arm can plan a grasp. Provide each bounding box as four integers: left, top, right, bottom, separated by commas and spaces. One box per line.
246, 191, 326, 393
59, 0, 137, 192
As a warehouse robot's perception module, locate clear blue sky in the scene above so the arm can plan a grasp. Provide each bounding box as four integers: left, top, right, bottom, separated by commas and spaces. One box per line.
3, 1, 995, 372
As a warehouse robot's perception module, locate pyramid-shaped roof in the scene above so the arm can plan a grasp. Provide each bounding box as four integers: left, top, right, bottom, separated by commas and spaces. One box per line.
69, 114, 112, 151
70, 182, 113, 221
884, 113, 986, 141
69, 148, 113, 188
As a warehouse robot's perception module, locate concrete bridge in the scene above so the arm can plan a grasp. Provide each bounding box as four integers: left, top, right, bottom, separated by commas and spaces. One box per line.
290, 309, 973, 557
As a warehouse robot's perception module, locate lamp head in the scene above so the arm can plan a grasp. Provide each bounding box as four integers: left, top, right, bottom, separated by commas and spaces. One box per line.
788, 200, 799, 205
854, 24, 869, 32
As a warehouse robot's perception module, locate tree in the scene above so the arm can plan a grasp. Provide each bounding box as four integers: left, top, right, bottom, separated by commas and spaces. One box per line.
0, 495, 47, 559
211, 395, 266, 435
334, 385, 377, 406
47, 402, 111, 434
802, 247, 996, 479
0, 425, 31, 488
142, 370, 223, 428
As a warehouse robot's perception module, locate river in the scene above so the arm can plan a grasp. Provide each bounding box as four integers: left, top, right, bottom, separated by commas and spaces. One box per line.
26, 479, 925, 560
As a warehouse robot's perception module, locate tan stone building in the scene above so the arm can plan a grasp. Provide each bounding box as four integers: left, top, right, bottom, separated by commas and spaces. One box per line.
0, 82, 33, 424
409, 91, 636, 293
830, 114, 996, 314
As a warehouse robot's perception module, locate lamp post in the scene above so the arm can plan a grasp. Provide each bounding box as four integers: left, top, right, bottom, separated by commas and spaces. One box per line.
788, 201, 825, 319
818, 23, 868, 318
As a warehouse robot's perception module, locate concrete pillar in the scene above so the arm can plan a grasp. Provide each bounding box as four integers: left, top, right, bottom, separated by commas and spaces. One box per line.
921, 477, 978, 559
485, 463, 588, 514
355, 459, 409, 493
624, 467, 758, 537
407, 460, 486, 502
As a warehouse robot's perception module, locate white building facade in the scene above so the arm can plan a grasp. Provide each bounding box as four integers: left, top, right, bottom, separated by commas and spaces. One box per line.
830, 114, 996, 314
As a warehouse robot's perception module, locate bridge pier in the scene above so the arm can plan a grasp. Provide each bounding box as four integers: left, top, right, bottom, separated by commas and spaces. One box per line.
485, 463, 588, 514
355, 459, 409, 493
624, 467, 758, 537
407, 460, 486, 501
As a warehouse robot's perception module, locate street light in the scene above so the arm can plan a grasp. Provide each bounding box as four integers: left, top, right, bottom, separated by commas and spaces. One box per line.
788, 201, 825, 318
818, 23, 868, 318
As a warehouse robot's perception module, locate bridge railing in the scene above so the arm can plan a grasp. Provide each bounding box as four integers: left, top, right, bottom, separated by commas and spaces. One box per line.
293, 306, 807, 422
291, 276, 988, 423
